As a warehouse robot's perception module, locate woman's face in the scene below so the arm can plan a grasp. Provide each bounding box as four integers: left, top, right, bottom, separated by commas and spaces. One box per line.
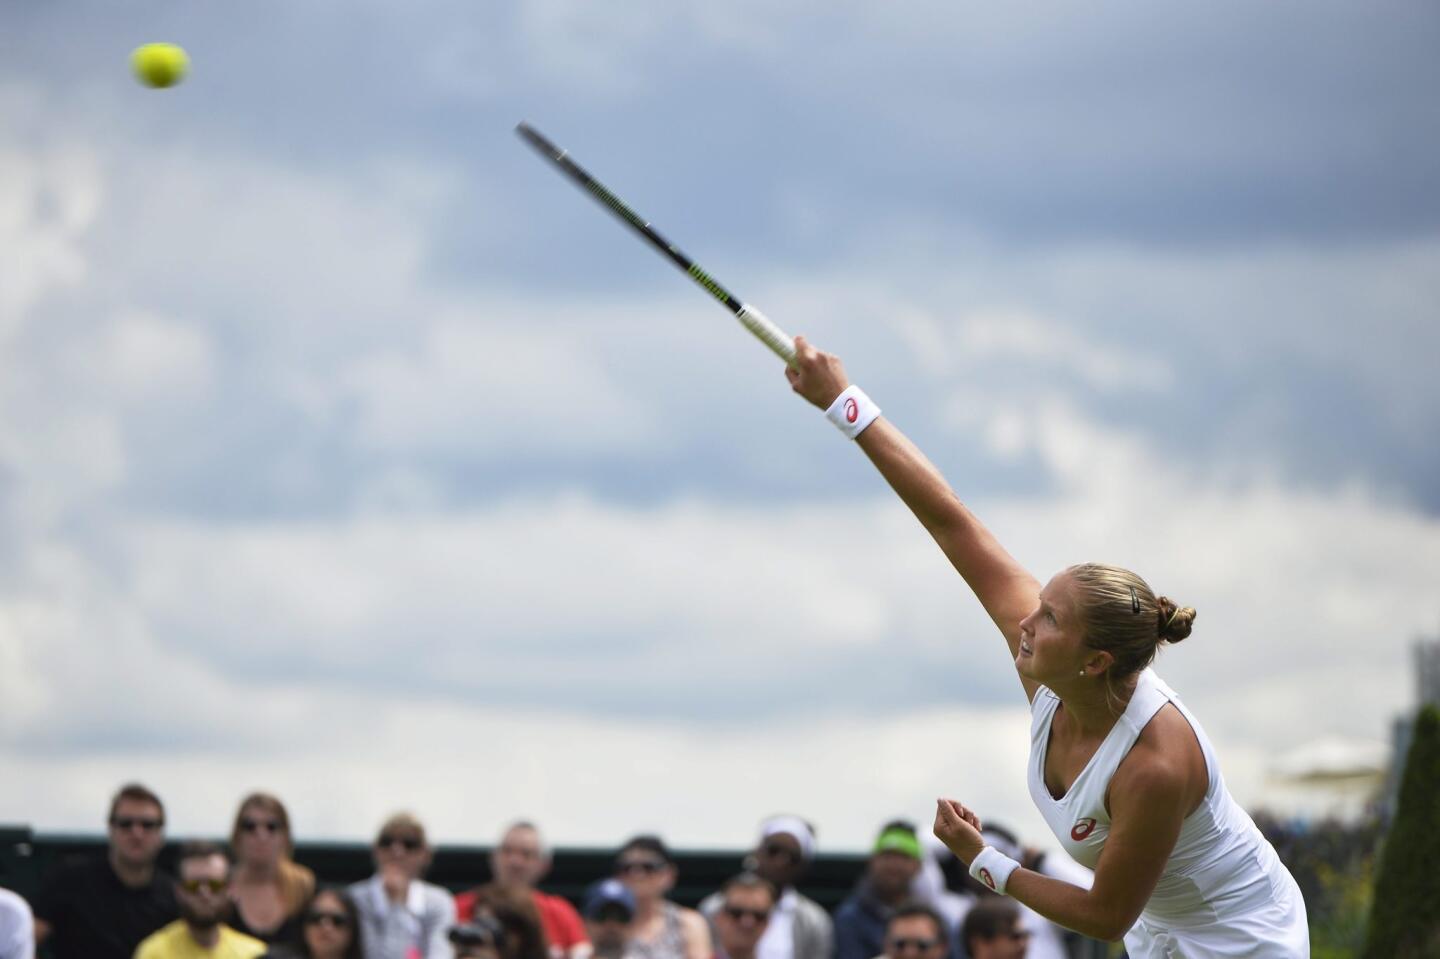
374, 828, 428, 880
616, 849, 674, 903
302, 891, 354, 958
1016, 572, 1090, 683
234, 802, 287, 867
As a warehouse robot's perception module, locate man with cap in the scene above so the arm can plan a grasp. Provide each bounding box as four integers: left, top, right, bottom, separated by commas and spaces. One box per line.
699, 816, 832, 959
582, 879, 638, 959
833, 821, 924, 959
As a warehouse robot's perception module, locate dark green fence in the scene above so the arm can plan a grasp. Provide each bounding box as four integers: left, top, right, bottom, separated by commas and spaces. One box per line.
0, 823, 866, 910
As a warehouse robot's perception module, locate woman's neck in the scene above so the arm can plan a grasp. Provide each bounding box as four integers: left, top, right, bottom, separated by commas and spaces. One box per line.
1058, 674, 1137, 736
232, 859, 281, 884
633, 897, 663, 922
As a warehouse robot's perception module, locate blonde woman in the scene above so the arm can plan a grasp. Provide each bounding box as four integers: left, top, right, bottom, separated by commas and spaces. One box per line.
230, 793, 316, 945
784, 337, 1308, 957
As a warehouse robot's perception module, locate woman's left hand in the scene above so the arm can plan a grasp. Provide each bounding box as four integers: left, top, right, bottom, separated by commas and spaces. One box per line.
933, 798, 986, 863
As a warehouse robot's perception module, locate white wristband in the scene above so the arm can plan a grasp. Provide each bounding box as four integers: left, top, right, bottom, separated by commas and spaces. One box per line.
969, 846, 1021, 895
824, 385, 881, 439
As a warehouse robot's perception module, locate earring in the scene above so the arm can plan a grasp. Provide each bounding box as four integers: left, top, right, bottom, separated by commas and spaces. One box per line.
1079, 670, 1086, 677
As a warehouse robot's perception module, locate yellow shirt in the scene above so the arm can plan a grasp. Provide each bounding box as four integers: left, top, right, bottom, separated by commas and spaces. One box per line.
133, 920, 268, 959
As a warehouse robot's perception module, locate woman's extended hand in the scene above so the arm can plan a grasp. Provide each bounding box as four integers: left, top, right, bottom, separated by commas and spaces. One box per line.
934, 798, 986, 864
785, 335, 851, 410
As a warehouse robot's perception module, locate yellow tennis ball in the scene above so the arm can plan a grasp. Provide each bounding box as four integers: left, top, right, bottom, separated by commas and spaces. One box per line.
131, 43, 189, 89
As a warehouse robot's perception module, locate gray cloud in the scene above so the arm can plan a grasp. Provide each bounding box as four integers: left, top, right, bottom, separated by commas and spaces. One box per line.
2, 0, 1437, 842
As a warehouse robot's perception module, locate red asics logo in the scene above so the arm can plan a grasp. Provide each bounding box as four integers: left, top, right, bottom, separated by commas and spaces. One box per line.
978, 867, 995, 890
1071, 818, 1098, 841
844, 397, 858, 423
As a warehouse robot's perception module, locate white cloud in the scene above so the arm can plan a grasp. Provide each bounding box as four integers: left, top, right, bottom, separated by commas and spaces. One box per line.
0, 142, 99, 339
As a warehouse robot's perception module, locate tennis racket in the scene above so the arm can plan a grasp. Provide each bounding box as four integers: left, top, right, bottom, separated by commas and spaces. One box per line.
515, 122, 797, 366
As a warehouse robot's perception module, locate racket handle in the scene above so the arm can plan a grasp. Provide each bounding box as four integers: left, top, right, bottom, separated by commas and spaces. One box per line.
736, 304, 797, 366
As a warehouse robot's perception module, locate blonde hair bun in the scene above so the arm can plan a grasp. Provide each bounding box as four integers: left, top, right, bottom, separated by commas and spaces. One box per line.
1156, 596, 1197, 642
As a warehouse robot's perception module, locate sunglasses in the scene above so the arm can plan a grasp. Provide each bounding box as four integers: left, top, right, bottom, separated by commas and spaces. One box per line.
760, 843, 803, 865
888, 939, 941, 953
180, 878, 228, 895
377, 834, 423, 852
724, 906, 771, 923
617, 859, 666, 876
305, 911, 351, 929
111, 817, 164, 832
241, 818, 284, 835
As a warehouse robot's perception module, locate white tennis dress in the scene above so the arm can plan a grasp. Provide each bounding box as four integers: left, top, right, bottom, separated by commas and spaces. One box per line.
1026, 669, 1309, 957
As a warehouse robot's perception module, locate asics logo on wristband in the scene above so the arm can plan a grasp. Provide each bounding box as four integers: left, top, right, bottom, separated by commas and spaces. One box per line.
1071, 818, 1097, 841
844, 397, 858, 423
978, 868, 995, 890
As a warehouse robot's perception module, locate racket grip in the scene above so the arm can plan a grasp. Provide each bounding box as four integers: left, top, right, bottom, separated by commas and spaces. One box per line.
736, 304, 797, 366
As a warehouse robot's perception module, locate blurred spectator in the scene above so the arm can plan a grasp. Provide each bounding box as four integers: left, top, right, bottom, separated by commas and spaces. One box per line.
31, 782, 178, 959
833, 821, 923, 959
463, 884, 548, 959
909, 836, 976, 958
957, 900, 1027, 959
881, 903, 948, 959
456, 821, 589, 959
699, 817, 831, 959
614, 836, 711, 959
959, 826, 1086, 959
448, 916, 506, 959
134, 840, 266, 959
229, 793, 316, 945
0, 887, 33, 959
262, 888, 364, 959
348, 813, 454, 959
709, 874, 775, 959
580, 881, 636, 959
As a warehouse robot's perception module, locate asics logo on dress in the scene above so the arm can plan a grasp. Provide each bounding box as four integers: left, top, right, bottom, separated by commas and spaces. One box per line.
1071, 818, 1098, 841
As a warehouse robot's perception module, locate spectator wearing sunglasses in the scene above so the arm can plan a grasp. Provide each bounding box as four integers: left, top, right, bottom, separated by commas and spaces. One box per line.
348, 813, 454, 959
31, 782, 179, 959
134, 840, 267, 959
882, 904, 949, 959
700, 816, 831, 959
613, 837, 710, 959
581, 880, 636, 959
834, 822, 925, 959
710, 875, 775, 959
958, 901, 1028, 959
262, 888, 364, 959
448, 915, 507, 959
229, 793, 316, 945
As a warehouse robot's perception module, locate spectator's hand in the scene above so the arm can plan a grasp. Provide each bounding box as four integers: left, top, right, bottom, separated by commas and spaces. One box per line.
785, 335, 850, 410
381, 861, 410, 902
934, 798, 985, 864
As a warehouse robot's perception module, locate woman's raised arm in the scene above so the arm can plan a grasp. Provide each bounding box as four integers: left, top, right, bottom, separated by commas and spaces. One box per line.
786, 336, 1040, 698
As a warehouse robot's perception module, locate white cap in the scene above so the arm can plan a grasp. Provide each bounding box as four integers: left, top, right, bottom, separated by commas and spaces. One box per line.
759, 815, 816, 860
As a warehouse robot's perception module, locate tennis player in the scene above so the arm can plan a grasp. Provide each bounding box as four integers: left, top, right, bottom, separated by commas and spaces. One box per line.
785, 336, 1308, 956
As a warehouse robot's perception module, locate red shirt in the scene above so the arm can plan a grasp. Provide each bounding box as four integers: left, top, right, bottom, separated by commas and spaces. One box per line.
455, 889, 590, 958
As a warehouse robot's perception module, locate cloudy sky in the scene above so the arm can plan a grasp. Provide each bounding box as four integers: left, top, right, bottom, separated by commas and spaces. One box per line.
1, 1, 1437, 858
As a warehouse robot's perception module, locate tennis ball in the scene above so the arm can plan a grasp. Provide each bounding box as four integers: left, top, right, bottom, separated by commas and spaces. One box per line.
131, 43, 189, 89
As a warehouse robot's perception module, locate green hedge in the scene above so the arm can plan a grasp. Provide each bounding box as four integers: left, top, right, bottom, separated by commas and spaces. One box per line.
1363, 704, 1440, 958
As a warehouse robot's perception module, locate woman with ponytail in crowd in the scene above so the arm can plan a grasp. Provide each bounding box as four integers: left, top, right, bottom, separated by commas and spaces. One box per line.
229, 793, 316, 945
783, 336, 1308, 956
